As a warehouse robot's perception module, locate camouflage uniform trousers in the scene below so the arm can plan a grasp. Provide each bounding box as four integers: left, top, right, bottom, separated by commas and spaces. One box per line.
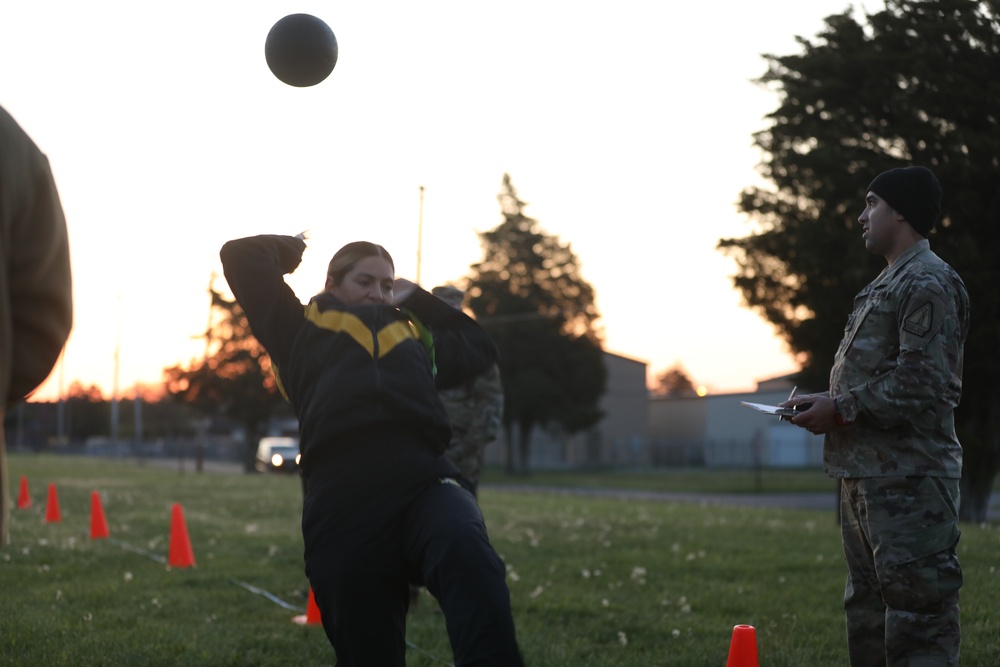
840, 476, 962, 667
0, 437, 8, 547
439, 364, 503, 498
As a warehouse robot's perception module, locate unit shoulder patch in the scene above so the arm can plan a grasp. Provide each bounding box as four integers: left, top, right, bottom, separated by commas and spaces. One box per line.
902, 301, 933, 337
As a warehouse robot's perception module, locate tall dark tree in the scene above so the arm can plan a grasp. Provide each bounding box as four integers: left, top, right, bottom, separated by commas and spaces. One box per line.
718, 0, 1000, 521
652, 364, 698, 398
467, 174, 606, 474
163, 284, 289, 471
4, 383, 108, 449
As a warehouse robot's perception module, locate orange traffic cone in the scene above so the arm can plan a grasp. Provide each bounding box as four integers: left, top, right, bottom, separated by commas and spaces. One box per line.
167, 503, 196, 568
293, 587, 323, 625
17, 476, 31, 509
306, 587, 322, 624
44, 484, 61, 523
726, 624, 759, 667
90, 491, 110, 539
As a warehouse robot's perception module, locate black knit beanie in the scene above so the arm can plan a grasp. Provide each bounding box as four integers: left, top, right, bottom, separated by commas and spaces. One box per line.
867, 166, 942, 237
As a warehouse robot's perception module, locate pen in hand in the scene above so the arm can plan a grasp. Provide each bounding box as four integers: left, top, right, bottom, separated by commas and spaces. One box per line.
780, 386, 797, 421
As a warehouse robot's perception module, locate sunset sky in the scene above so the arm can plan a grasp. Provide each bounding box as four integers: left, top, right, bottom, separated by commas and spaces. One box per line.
2, 0, 866, 402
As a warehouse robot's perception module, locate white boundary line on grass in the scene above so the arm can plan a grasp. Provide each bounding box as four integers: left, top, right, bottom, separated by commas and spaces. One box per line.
228, 579, 454, 665
105, 538, 454, 666
107, 538, 167, 564
229, 578, 304, 613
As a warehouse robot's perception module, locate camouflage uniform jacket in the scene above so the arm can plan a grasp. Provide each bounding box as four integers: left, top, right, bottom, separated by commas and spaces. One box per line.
439, 363, 503, 481
825, 239, 968, 478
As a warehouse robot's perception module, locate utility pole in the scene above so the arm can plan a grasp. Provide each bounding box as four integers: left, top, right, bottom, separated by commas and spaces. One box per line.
196, 272, 218, 474
111, 294, 121, 451
56, 347, 66, 445
416, 186, 425, 284
203, 272, 217, 357
133, 386, 143, 455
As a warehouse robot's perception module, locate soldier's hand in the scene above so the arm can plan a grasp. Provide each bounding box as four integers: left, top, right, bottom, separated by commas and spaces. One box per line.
787, 396, 837, 435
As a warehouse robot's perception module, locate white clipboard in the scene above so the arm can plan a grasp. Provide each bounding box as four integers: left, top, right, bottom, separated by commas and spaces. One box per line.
740, 401, 800, 417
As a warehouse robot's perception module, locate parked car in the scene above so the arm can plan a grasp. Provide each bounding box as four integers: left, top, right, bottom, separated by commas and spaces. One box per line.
255, 436, 301, 473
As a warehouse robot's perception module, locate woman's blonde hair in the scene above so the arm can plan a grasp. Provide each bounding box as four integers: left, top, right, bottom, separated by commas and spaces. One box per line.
326, 241, 394, 286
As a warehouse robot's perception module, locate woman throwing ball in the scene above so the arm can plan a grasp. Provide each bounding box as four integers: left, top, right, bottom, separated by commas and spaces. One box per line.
221, 234, 523, 666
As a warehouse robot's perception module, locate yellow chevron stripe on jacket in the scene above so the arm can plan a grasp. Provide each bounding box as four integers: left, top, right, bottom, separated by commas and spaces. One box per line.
272, 361, 290, 403
304, 301, 420, 358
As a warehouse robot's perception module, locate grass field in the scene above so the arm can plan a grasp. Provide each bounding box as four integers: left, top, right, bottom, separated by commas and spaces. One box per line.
3, 454, 998, 666
480, 465, 841, 494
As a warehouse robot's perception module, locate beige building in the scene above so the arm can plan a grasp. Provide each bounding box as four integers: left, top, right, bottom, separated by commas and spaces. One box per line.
484, 351, 649, 470
648, 374, 824, 468
483, 357, 822, 471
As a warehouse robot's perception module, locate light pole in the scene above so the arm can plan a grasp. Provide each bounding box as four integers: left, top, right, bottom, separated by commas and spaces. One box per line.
56, 347, 65, 445
111, 294, 121, 451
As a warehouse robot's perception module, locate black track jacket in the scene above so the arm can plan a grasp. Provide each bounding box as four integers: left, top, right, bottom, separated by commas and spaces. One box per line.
220, 234, 499, 469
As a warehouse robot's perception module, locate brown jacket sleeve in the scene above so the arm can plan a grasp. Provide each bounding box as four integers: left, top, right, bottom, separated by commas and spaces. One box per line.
1, 105, 73, 408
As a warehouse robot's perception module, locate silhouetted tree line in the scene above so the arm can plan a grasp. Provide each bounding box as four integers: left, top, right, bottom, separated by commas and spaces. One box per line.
4, 382, 198, 450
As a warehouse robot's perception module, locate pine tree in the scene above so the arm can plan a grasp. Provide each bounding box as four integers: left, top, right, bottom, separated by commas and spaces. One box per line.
467, 174, 606, 474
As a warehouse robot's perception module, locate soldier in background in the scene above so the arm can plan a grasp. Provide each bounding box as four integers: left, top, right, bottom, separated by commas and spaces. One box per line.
781, 166, 967, 666
431, 285, 503, 498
